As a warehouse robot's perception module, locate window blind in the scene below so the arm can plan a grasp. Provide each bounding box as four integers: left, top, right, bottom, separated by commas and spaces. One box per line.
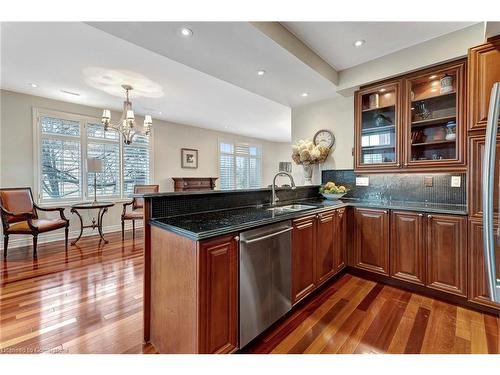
37, 111, 151, 202
219, 140, 262, 190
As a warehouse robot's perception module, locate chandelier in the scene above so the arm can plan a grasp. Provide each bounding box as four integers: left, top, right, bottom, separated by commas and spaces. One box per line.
101, 84, 152, 145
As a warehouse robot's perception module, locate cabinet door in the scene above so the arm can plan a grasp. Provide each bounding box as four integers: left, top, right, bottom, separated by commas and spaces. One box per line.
353, 208, 390, 275
292, 215, 317, 304
403, 60, 466, 169
426, 214, 467, 297
316, 210, 335, 286
355, 81, 402, 171
390, 211, 425, 285
334, 207, 347, 273
468, 36, 500, 132
469, 134, 500, 219
468, 219, 500, 309
198, 235, 238, 354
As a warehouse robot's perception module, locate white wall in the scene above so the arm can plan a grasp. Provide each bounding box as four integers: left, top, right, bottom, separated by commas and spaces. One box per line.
291, 95, 354, 185
0, 89, 291, 248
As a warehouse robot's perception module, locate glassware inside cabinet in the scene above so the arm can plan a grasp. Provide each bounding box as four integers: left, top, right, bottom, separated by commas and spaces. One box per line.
360, 86, 397, 165
409, 69, 458, 162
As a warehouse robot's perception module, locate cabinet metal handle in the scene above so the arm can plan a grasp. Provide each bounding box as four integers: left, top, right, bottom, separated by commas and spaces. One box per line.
383, 210, 388, 214
234, 236, 240, 241
428, 215, 433, 219
418, 213, 423, 217
404, 163, 408, 166
240, 227, 292, 244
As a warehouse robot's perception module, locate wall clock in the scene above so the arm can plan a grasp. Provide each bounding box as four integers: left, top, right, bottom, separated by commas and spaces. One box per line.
313, 129, 335, 149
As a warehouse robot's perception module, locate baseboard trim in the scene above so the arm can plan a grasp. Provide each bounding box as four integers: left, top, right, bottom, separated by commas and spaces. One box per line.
1, 222, 143, 249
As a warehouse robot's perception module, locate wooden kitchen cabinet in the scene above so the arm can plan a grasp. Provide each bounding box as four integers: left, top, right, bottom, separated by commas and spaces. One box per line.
198, 235, 239, 354
315, 210, 336, 286
354, 59, 466, 172
292, 215, 317, 304
468, 35, 500, 132
390, 211, 425, 285
334, 207, 347, 273
426, 214, 467, 297
293, 208, 347, 304
468, 134, 500, 219
468, 219, 500, 309
354, 80, 402, 171
353, 208, 390, 275
403, 60, 466, 169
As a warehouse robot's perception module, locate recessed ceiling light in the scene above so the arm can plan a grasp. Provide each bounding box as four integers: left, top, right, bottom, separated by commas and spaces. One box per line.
28, 83, 38, 88
257, 70, 266, 76
224, 125, 229, 129
158, 111, 162, 115
301, 92, 309, 97
180, 27, 193, 37
353, 40, 365, 47
60, 90, 80, 96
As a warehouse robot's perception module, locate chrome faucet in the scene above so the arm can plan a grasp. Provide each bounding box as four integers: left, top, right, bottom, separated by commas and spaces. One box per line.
271, 172, 296, 206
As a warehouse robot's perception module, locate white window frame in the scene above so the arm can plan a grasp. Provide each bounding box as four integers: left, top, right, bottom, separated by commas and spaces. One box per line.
218, 138, 263, 190
33, 107, 153, 205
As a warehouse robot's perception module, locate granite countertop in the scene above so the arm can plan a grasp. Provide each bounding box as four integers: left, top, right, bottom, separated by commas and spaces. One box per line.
150, 198, 467, 240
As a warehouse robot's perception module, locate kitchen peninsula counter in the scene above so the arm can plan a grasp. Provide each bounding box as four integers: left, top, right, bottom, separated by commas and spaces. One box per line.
141, 186, 469, 354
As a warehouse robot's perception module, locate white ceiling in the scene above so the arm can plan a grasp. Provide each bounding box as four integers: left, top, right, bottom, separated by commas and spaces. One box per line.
87, 22, 338, 107
0, 22, 292, 142
283, 22, 478, 70
0, 22, 482, 143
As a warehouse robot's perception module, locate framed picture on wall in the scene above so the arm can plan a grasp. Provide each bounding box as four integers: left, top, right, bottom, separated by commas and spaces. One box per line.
181, 148, 198, 169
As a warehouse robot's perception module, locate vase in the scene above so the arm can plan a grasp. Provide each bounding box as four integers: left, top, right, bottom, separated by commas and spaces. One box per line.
302, 164, 313, 185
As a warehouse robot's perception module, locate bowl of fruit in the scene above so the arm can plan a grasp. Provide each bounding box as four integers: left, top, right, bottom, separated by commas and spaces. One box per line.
319, 181, 348, 200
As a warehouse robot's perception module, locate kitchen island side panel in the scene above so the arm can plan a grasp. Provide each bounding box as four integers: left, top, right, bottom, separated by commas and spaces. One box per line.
150, 225, 199, 353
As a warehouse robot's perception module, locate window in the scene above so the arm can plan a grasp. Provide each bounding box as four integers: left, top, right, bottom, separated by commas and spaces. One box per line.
36, 110, 151, 202
123, 134, 151, 195
219, 140, 262, 190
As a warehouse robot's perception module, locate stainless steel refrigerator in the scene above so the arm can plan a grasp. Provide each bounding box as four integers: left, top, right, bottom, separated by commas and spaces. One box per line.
482, 81, 500, 304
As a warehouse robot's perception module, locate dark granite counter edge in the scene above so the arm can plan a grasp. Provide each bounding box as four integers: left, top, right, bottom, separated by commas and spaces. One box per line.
150, 202, 348, 240
149, 199, 467, 241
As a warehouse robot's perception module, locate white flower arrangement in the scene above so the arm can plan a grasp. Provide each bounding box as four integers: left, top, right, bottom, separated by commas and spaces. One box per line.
291, 139, 330, 165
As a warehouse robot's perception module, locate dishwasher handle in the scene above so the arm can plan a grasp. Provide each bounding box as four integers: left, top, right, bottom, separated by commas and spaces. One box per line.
241, 227, 292, 244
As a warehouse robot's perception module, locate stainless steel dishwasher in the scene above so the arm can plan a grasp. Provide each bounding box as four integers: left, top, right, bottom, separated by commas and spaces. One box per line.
239, 220, 292, 348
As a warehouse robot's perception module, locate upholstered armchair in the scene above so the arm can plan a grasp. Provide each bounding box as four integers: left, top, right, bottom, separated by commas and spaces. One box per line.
0, 187, 69, 258
121, 184, 159, 239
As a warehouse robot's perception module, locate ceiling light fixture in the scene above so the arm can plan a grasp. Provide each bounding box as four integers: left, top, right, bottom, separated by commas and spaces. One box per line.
353, 40, 365, 47
180, 27, 193, 37
257, 70, 266, 76
301, 92, 309, 97
101, 84, 152, 145
29, 83, 38, 88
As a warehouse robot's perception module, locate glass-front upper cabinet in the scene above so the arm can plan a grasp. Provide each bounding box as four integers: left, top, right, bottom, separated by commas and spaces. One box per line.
355, 81, 401, 170
404, 61, 465, 168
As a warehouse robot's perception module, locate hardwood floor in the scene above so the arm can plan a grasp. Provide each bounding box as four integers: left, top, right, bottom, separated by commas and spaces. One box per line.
243, 274, 500, 354
0, 231, 155, 354
1, 232, 499, 354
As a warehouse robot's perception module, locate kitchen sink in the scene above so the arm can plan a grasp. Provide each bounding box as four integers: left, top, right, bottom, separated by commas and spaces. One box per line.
266, 204, 317, 214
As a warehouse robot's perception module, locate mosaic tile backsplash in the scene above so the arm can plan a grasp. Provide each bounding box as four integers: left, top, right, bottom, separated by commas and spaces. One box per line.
149, 186, 320, 219
321, 169, 466, 205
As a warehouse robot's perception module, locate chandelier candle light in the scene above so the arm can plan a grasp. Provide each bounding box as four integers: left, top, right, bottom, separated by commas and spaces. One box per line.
101, 85, 153, 145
